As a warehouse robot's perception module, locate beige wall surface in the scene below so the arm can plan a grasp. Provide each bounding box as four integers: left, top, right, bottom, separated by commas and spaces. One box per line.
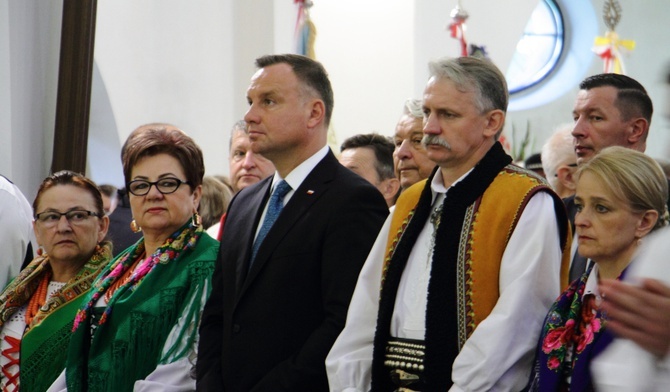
2, 0, 669, 196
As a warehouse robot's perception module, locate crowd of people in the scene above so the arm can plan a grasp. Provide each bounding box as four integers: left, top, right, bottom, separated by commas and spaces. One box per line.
0, 53, 668, 391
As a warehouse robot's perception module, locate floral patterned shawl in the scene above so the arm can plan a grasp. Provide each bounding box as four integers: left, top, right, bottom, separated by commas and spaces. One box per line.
527, 262, 619, 392
0, 242, 112, 391
0, 242, 113, 329
65, 220, 218, 392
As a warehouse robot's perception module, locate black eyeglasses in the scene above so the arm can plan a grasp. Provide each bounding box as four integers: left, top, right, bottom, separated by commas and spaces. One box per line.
127, 177, 191, 196
35, 210, 101, 227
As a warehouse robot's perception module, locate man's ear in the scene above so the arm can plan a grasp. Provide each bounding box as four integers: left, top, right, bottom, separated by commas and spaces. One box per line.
627, 117, 648, 145
380, 177, 400, 206
557, 165, 577, 192
483, 110, 505, 138
306, 99, 326, 128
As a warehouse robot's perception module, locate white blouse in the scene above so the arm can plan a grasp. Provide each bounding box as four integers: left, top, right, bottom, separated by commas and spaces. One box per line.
0, 281, 66, 391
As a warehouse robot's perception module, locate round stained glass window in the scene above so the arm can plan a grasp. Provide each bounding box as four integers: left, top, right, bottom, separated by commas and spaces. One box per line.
506, 0, 564, 94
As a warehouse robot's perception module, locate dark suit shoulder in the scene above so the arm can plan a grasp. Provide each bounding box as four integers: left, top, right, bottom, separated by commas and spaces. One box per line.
305, 151, 387, 202
562, 194, 576, 230
232, 176, 272, 204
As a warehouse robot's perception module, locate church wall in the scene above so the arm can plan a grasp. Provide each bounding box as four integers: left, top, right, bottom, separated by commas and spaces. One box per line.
2, 0, 669, 196
0, 0, 61, 201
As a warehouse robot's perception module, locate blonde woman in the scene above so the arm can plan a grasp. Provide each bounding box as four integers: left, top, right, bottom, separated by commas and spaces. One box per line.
528, 146, 669, 391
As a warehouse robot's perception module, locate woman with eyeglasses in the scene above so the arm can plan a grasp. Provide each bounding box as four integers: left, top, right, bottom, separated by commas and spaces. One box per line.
49, 124, 218, 391
527, 147, 670, 391
0, 170, 112, 391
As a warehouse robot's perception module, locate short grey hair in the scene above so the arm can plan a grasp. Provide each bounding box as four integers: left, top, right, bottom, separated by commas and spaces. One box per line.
229, 120, 248, 150
541, 123, 575, 189
427, 56, 508, 115
403, 99, 423, 119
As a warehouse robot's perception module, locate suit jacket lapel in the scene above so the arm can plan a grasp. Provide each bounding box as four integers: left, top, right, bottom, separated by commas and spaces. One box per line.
233, 177, 272, 294
239, 151, 338, 295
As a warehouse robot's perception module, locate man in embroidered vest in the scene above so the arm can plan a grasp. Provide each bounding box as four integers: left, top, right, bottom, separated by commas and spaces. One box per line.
326, 56, 571, 391
197, 54, 388, 391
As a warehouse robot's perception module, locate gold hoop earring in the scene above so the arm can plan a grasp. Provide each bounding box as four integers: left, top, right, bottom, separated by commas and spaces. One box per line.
192, 213, 202, 227
130, 219, 142, 233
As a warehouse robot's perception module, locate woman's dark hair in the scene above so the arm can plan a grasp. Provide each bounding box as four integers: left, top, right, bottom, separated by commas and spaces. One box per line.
33, 170, 104, 217
121, 123, 205, 190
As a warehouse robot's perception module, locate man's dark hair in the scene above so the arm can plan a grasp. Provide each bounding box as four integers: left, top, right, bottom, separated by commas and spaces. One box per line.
579, 73, 653, 123
340, 133, 396, 181
524, 152, 543, 172
579, 73, 647, 92
256, 54, 334, 127
98, 184, 118, 199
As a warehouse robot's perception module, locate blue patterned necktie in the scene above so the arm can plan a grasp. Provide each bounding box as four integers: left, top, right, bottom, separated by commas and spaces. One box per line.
250, 180, 292, 264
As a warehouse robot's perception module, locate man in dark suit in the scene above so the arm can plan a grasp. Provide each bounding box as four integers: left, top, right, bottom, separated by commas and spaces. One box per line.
197, 54, 388, 391
568, 73, 656, 282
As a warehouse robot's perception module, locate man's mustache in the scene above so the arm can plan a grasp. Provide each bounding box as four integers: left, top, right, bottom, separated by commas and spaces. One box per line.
422, 135, 451, 150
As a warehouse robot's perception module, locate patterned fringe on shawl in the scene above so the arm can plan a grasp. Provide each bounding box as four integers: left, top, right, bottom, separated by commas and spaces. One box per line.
21, 322, 72, 392
72, 260, 213, 392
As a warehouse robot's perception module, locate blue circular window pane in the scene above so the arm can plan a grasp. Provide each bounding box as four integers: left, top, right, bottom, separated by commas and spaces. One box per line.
507, 0, 564, 94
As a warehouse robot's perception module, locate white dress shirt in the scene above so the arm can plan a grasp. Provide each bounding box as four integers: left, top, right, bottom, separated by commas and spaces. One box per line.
253, 145, 329, 241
